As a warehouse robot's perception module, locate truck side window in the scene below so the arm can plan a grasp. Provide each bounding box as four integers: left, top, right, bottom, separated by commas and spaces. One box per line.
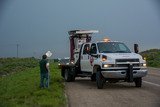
90, 44, 97, 54
83, 44, 90, 54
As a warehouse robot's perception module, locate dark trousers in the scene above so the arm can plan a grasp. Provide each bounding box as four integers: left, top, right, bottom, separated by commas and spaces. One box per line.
40, 73, 49, 88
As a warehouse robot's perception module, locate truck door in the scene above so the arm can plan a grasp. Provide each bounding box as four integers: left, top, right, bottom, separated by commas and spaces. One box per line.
89, 43, 98, 71
80, 44, 91, 72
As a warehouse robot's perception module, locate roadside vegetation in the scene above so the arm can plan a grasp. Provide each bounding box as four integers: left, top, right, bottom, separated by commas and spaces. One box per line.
0, 58, 66, 107
0, 48, 159, 106
0, 58, 38, 76
140, 49, 160, 68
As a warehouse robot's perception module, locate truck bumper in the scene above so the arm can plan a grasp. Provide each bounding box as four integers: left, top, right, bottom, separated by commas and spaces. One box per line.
101, 69, 147, 79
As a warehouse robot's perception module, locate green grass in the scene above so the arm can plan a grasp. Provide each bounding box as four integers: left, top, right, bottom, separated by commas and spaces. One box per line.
0, 58, 39, 75
0, 60, 66, 107
140, 49, 160, 68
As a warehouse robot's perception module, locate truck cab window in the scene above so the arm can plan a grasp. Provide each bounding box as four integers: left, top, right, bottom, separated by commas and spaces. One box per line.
83, 44, 90, 54
90, 44, 97, 54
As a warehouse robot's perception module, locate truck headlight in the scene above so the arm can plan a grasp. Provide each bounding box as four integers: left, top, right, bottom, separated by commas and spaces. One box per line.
102, 55, 107, 61
143, 63, 147, 67
103, 64, 112, 68
140, 63, 147, 67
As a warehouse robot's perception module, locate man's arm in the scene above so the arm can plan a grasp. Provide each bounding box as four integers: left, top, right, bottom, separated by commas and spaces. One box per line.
46, 62, 50, 72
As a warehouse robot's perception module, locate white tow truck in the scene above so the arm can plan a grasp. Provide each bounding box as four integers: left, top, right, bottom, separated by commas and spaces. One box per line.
60, 30, 147, 89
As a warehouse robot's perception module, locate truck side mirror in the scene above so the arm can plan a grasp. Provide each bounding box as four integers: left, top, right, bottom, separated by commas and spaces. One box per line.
134, 44, 139, 53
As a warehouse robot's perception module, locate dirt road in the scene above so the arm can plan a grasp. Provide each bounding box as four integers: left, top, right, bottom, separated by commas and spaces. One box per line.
65, 68, 160, 107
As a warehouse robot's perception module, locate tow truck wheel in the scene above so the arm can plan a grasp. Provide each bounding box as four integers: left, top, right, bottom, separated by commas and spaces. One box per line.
61, 69, 65, 78
96, 70, 105, 89
64, 69, 72, 82
71, 73, 75, 81
134, 77, 142, 87
91, 73, 96, 81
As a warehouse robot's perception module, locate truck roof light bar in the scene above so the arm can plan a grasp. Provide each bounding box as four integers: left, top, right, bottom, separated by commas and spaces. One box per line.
68, 30, 99, 35
75, 30, 99, 34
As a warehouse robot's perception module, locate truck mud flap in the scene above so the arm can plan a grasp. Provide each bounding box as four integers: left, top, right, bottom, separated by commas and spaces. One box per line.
127, 64, 133, 82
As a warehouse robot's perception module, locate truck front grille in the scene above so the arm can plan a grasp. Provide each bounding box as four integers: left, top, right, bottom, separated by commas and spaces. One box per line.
115, 59, 140, 70
116, 59, 139, 63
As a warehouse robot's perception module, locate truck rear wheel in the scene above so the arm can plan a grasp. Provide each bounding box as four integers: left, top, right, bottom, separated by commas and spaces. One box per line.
96, 70, 105, 89
64, 68, 75, 82
134, 77, 142, 87
64, 69, 72, 82
61, 69, 65, 78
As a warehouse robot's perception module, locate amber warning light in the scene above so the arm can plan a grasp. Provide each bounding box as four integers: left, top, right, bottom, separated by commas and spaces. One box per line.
103, 38, 110, 42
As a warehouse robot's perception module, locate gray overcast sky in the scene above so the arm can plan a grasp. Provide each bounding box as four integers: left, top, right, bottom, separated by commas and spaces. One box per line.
0, 0, 160, 58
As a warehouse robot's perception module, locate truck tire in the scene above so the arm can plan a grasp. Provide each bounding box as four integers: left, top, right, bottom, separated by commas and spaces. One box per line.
61, 69, 65, 78
71, 72, 75, 81
91, 73, 96, 81
71, 76, 75, 81
64, 69, 72, 82
70, 67, 76, 81
96, 70, 105, 89
134, 77, 142, 87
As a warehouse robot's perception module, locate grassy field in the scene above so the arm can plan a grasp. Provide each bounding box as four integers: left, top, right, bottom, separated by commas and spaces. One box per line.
0, 58, 66, 107
0, 58, 38, 76
140, 49, 160, 68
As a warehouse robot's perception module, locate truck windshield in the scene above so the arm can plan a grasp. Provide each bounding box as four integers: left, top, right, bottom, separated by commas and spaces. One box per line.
97, 42, 131, 53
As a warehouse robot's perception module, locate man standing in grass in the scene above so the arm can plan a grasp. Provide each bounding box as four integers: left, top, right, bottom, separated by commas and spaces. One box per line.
39, 55, 50, 88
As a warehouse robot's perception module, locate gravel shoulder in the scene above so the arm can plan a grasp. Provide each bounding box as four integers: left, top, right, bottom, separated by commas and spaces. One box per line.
65, 68, 160, 107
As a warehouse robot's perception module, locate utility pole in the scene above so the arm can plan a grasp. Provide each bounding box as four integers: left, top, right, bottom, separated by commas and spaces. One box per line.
16, 44, 19, 58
